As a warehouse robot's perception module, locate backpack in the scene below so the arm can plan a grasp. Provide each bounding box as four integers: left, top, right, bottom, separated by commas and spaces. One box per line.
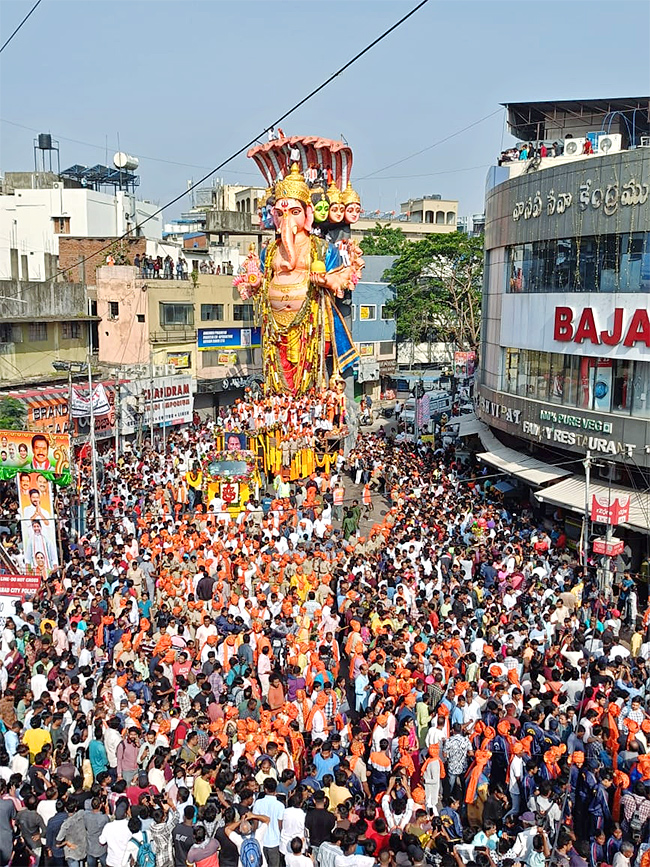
629, 801, 645, 840
240, 835, 263, 867
131, 833, 156, 867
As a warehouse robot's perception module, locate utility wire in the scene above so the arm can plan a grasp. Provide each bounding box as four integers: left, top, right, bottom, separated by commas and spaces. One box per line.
0, 117, 262, 175
0, 0, 44, 55
357, 108, 503, 180
47, 0, 430, 284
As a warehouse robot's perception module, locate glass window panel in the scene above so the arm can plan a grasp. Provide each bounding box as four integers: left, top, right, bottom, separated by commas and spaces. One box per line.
641, 234, 650, 291
555, 239, 575, 290
564, 356, 579, 406
599, 235, 619, 292
503, 348, 519, 393
632, 361, 650, 418
536, 352, 551, 400
612, 359, 633, 414
620, 233, 644, 292
527, 351, 541, 398
592, 359, 613, 412
576, 358, 595, 409
521, 244, 533, 292
509, 246, 524, 292
576, 237, 598, 292
549, 353, 566, 404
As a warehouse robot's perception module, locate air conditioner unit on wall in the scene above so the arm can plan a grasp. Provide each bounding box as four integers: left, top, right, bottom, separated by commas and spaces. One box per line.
564, 137, 586, 157
596, 132, 622, 154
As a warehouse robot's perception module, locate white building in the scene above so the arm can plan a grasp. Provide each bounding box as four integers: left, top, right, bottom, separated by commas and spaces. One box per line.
0, 173, 162, 281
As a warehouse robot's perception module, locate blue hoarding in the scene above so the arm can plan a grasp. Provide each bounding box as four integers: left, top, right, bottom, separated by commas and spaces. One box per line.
197, 327, 261, 350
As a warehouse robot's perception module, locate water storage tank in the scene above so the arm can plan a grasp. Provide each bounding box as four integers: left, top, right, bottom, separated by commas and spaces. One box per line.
38, 133, 53, 150
113, 152, 139, 171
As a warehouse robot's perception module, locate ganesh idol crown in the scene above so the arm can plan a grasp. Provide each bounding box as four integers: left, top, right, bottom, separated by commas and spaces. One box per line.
233, 135, 365, 396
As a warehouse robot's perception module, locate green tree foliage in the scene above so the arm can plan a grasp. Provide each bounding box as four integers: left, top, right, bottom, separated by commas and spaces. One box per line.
0, 397, 27, 430
359, 223, 407, 257
385, 232, 484, 353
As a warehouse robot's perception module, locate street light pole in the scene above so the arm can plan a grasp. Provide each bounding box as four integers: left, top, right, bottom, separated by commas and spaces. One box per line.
87, 358, 101, 556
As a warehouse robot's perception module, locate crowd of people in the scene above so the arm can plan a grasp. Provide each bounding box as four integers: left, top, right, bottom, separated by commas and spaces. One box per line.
129, 255, 235, 281
0, 411, 649, 867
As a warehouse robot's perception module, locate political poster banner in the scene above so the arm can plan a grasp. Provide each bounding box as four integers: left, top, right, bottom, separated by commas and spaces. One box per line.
16, 471, 59, 576
0, 430, 71, 485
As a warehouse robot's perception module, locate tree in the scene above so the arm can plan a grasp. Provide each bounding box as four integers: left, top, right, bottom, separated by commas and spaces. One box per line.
359, 223, 407, 257
384, 232, 484, 355
0, 397, 27, 430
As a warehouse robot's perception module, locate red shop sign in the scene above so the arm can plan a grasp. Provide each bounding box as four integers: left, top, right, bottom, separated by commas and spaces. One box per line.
590, 494, 630, 526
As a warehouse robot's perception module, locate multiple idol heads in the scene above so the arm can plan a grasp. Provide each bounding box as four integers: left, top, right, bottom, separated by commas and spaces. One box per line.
259, 165, 361, 232
315, 181, 361, 226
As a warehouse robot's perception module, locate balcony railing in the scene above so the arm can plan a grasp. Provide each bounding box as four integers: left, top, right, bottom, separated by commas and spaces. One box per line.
149, 329, 197, 344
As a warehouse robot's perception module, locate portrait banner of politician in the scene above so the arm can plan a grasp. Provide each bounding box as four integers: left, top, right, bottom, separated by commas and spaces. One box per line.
0, 429, 71, 485
16, 471, 59, 578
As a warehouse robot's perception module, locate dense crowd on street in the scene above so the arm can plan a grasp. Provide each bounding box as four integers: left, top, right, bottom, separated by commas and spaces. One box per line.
0, 410, 649, 867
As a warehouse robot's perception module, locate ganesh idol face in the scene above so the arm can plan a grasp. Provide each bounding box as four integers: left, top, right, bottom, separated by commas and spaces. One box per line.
329, 202, 345, 224
344, 202, 361, 224
273, 197, 312, 269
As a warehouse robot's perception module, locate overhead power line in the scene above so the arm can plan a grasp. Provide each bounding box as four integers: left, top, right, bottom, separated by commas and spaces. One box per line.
51, 0, 431, 283
0, 117, 261, 175
357, 108, 503, 180
0, 0, 44, 55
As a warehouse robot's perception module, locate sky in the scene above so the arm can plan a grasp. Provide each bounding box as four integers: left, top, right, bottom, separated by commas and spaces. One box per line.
0, 0, 648, 223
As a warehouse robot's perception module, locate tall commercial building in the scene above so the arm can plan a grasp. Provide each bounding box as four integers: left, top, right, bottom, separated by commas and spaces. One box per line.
477, 97, 650, 554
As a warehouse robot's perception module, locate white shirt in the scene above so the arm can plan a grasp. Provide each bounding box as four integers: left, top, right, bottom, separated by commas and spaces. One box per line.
99, 818, 132, 867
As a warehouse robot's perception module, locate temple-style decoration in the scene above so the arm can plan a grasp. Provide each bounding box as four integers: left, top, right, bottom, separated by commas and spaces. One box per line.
234, 136, 365, 396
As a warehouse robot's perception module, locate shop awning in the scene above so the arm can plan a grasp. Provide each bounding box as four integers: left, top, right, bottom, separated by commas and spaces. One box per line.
457, 414, 483, 437
535, 478, 650, 533
477, 424, 572, 487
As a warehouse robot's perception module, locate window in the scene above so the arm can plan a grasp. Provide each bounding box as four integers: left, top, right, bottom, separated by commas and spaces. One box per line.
108, 301, 120, 320
233, 304, 254, 322
61, 322, 81, 340
28, 323, 47, 341
380, 305, 394, 321
201, 304, 224, 322
378, 341, 394, 356
159, 303, 194, 328
503, 348, 519, 394
52, 216, 70, 234
0, 324, 22, 343
136, 314, 145, 323
359, 305, 376, 321
612, 358, 633, 413
548, 353, 566, 404
507, 233, 650, 294
632, 361, 650, 418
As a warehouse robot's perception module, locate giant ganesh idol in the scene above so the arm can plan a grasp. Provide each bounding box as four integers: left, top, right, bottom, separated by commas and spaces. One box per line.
234, 147, 364, 395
